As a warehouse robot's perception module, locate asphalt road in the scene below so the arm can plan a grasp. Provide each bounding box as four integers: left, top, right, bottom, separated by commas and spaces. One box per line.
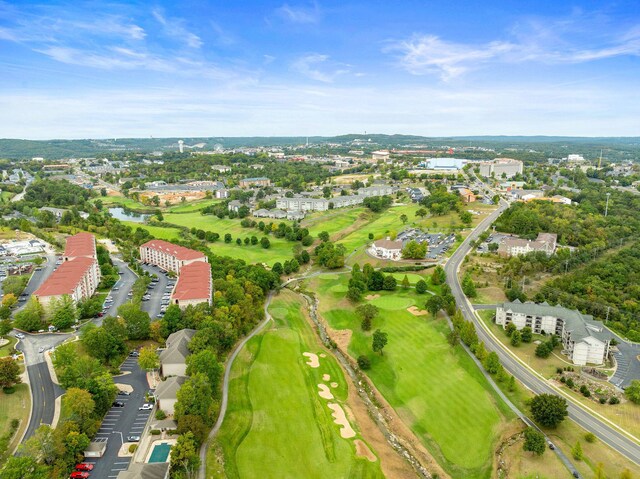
139, 263, 171, 319
21, 362, 65, 442
445, 199, 640, 467
89, 355, 152, 479
16, 247, 58, 308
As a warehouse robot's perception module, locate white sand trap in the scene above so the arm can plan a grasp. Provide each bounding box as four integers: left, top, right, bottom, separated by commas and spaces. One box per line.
328, 403, 356, 438
354, 439, 377, 462
322, 374, 331, 381
407, 306, 428, 316
330, 382, 338, 388
303, 352, 320, 368
319, 353, 327, 358
318, 384, 334, 400
365, 294, 380, 300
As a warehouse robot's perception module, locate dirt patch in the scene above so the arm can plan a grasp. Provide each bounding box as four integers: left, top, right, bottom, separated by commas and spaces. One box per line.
365, 294, 380, 300
318, 384, 334, 400
118, 443, 136, 457
302, 352, 320, 368
407, 306, 428, 316
344, 371, 421, 479
328, 403, 356, 438
331, 328, 353, 352
322, 374, 331, 381
354, 439, 378, 462
330, 382, 338, 388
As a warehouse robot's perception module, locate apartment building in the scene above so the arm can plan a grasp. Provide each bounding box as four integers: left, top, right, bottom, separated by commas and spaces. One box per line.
496, 300, 611, 365
497, 232, 557, 257
139, 240, 207, 273
276, 196, 329, 212
171, 261, 213, 309
35, 233, 100, 308
239, 177, 271, 188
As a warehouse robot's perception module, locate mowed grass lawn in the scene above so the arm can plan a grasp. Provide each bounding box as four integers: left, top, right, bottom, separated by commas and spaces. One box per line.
121, 222, 182, 241
211, 290, 383, 479
0, 384, 30, 459
311, 275, 511, 479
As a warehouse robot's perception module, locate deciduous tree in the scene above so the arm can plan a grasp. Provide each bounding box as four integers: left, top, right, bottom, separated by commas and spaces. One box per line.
530, 394, 568, 428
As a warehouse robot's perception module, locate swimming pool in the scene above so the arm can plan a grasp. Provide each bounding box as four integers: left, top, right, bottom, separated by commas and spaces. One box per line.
148, 442, 172, 463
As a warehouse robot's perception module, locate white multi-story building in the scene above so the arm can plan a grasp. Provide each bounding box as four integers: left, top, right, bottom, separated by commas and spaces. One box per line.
371, 239, 403, 260
496, 301, 611, 365
357, 185, 395, 197
276, 196, 329, 212
140, 239, 207, 273
478, 158, 523, 179
498, 233, 557, 257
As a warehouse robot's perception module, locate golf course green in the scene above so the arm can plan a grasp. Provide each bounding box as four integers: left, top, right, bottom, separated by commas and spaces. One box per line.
210, 290, 384, 479
311, 274, 513, 479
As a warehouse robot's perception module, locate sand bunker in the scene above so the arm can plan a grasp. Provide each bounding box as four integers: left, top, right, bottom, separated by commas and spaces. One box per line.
365, 294, 380, 300
303, 352, 320, 368
407, 306, 428, 316
328, 403, 356, 438
318, 384, 334, 400
322, 374, 331, 381
319, 353, 327, 358
354, 439, 377, 462
330, 382, 338, 388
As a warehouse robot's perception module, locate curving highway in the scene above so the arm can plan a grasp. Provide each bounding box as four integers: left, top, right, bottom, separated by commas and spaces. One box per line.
445, 199, 640, 466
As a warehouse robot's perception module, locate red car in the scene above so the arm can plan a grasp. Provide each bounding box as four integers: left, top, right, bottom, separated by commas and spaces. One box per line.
70, 471, 90, 478
75, 463, 94, 471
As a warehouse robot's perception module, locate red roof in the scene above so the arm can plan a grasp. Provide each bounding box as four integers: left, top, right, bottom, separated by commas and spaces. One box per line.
140, 240, 206, 261
172, 262, 211, 301
64, 233, 96, 258
34, 257, 96, 297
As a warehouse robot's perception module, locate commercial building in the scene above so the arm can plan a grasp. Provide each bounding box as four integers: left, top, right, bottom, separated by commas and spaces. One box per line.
371, 150, 390, 162
496, 301, 612, 365
276, 196, 329, 212
239, 177, 271, 188
139, 240, 207, 273
34, 233, 100, 308
171, 261, 212, 308
418, 158, 466, 170
478, 158, 523, 179
371, 239, 403, 260
497, 233, 557, 257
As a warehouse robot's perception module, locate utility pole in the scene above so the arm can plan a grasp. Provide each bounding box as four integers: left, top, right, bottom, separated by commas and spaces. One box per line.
605, 192, 611, 217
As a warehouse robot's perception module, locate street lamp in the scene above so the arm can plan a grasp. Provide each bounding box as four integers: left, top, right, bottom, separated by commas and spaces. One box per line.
604, 193, 611, 217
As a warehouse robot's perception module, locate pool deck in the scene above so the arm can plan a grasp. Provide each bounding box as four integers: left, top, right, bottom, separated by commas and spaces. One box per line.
145, 438, 177, 463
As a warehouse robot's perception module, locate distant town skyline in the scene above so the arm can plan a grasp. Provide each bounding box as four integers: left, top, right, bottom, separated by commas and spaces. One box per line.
1, 0, 639, 139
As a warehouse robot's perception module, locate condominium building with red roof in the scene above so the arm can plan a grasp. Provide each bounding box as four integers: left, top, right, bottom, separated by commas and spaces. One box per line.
170, 261, 212, 309
139, 239, 207, 273
35, 233, 100, 308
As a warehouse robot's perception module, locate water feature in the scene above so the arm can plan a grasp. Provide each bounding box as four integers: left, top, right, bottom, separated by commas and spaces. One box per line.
108, 207, 150, 223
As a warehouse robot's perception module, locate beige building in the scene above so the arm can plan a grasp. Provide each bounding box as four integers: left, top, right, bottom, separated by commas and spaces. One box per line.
371, 239, 403, 260
171, 261, 212, 309
140, 240, 207, 273
478, 158, 523, 179
160, 329, 196, 377
496, 301, 611, 365
154, 376, 186, 415
239, 177, 271, 188
498, 233, 557, 257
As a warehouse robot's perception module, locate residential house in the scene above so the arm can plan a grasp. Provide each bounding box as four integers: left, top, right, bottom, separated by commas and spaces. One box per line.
160, 329, 196, 377
239, 177, 270, 188
154, 376, 186, 415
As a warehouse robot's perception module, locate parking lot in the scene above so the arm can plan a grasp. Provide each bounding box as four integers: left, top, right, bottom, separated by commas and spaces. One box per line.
139, 263, 174, 319
396, 228, 457, 259
88, 354, 154, 479
98, 260, 138, 324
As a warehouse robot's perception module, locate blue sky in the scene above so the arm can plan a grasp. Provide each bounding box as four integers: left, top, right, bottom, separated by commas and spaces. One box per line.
0, 0, 639, 139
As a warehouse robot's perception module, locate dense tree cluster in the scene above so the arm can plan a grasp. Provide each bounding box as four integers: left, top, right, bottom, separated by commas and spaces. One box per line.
22, 179, 93, 209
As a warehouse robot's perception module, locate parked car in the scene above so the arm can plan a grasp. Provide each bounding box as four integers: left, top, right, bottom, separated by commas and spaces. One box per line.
127, 435, 140, 442
38, 347, 45, 353
139, 403, 153, 410
75, 463, 94, 471
129, 351, 139, 357
118, 390, 131, 396
112, 401, 125, 407
69, 472, 90, 479
548, 442, 555, 450
15, 333, 25, 339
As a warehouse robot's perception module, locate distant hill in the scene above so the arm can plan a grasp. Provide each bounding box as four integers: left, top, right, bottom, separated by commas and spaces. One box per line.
0, 134, 638, 160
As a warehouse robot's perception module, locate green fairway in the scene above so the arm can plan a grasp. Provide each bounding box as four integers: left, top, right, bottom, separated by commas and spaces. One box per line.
98, 196, 150, 210
167, 198, 221, 213
163, 212, 297, 265
311, 275, 510, 479
211, 290, 384, 479
121, 222, 182, 240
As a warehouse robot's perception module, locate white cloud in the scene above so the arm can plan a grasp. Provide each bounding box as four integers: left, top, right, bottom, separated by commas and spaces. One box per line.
276, 2, 321, 24
291, 53, 348, 83
387, 21, 640, 79
152, 8, 202, 49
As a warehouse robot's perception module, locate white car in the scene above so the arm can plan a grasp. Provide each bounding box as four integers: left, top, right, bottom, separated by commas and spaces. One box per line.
139, 403, 153, 410
15, 333, 25, 339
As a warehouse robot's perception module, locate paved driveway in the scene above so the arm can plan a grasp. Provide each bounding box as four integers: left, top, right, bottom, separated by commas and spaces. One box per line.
99, 260, 137, 324
88, 355, 153, 479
